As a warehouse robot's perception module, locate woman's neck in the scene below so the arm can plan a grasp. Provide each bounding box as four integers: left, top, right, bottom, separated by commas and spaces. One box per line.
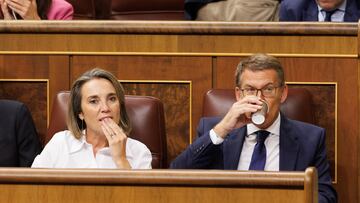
85, 130, 109, 156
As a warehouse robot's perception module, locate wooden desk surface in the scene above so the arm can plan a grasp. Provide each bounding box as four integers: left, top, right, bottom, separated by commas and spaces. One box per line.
0, 167, 317, 203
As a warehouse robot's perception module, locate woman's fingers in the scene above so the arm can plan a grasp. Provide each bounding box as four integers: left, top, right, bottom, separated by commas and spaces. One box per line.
4, 0, 39, 19
0, 0, 13, 19
100, 123, 113, 141
104, 118, 126, 138
101, 118, 127, 143
5, 0, 27, 15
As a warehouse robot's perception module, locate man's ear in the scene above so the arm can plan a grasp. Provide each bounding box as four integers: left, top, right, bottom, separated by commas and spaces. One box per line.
235, 86, 242, 101
280, 85, 288, 103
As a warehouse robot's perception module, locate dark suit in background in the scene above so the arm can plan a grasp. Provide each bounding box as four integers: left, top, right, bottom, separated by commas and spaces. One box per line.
171, 115, 337, 203
0, 100, 42, 166
280, 0, 360, 22
184, 0, 217, 19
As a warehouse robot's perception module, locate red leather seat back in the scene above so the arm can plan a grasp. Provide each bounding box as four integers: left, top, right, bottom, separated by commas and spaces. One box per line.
110, 0, 185, 20
66, 0, 185, 20
66, 0, 96, 19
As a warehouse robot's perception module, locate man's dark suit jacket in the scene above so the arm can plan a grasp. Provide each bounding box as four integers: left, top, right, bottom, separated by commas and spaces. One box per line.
170, 115, 337, 203
0, 100, 42, 167
280, 0, 360, 22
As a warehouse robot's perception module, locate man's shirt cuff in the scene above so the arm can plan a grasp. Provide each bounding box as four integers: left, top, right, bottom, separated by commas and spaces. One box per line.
209, 129, 225, 145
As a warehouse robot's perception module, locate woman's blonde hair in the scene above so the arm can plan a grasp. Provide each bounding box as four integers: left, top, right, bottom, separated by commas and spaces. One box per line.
67, 68, 131, 139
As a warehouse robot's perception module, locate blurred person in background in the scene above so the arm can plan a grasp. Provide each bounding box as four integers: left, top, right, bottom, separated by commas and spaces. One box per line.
280, 0, 360, 22
0, 100, 42, 166
0, 0, 73, 20
185, 0, 280, 21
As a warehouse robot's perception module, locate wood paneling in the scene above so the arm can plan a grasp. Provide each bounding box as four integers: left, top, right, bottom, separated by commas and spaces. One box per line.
178, 35, 357, 55
0, 185, 306, 203
288, 84, 336, 179
0, 81, 47, 144
282, 58, 357, 203
122, 82, 191, 165
0, 55, 69, 144
0, 34, 356, 55
0, 22, 356, 55
0, 168, 317, 203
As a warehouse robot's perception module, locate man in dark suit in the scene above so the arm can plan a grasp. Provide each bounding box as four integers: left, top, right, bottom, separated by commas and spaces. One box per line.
280, 0, 360, 22
170, 54, 337, 203
0, 100, 42, 166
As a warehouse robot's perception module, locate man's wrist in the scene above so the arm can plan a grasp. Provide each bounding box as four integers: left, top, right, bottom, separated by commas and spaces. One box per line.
213, 123, 230, 139
209, 129, 225, 145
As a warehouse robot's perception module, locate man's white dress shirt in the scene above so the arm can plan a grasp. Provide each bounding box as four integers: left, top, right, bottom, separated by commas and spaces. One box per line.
210, 113, 281, 171
317, 0, 346, 22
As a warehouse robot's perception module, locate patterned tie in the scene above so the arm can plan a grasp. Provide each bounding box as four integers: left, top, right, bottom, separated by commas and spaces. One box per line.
324, 9, 338, 22
248, 130, 270, 170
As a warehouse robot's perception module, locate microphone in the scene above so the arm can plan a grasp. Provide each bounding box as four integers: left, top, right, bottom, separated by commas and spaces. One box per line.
251, 100, 268, 125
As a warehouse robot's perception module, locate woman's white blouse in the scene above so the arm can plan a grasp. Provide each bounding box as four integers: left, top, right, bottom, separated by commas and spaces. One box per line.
31, 130, 152, 169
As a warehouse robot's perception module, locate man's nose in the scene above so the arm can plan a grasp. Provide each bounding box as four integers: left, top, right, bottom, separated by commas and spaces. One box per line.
256, 89, 262, 97
257, 89, 265, 99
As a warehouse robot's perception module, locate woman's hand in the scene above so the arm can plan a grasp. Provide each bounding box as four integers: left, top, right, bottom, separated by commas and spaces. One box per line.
101, 118, 131, 169
0, 0, 13, 19
4, 0, 40, 20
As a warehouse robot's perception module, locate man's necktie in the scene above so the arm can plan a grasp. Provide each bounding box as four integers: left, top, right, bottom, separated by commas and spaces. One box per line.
248, 130, 270, 170
324, 9, 338, 22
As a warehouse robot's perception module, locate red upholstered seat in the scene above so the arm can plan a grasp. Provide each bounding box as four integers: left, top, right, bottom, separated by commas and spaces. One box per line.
66, 0, 96, 19
110, 0, 185, 20
66, 0, 185, 20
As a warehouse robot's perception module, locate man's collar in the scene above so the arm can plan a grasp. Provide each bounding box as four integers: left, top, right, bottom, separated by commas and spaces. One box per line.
317, 0, 347, 12
247, 113, 281, 136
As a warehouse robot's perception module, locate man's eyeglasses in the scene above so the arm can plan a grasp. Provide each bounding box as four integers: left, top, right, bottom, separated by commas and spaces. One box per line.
240, 85, 282, 97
